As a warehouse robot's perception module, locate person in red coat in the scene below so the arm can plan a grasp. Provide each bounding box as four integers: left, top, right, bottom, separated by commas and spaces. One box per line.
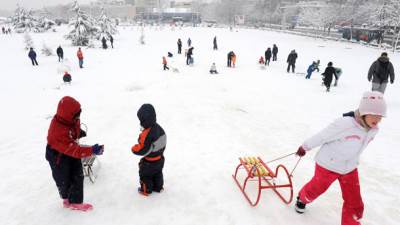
77, 48, 84, 68
46, 96, 104, 211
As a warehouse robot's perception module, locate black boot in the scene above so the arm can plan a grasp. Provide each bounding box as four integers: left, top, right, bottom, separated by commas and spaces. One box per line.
295, 196, 306, 214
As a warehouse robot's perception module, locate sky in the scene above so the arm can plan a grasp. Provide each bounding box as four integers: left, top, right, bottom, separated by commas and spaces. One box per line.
0, 0, 91, 10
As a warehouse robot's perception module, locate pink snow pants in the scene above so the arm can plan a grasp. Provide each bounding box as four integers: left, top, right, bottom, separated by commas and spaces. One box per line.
299, 164, 364, 225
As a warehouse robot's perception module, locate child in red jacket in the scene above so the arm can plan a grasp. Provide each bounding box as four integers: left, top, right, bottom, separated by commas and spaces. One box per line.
46, 96, 104, 211
131, 104, 167, 196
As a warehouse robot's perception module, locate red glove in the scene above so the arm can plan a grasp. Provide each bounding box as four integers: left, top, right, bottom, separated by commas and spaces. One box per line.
296, 146, 306, 157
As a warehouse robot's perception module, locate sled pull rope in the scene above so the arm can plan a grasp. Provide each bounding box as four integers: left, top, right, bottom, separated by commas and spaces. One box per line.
265, 152, 296, 164
264, 152, 302, 177
289, 157, 302, 177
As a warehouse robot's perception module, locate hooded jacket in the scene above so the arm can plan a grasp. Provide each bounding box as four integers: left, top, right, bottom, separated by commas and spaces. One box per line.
368, 56, 395, 84
302, 111, 378, 174
132, 104, 166, 162
287, 51, 297, 64
47, 96, 93, 159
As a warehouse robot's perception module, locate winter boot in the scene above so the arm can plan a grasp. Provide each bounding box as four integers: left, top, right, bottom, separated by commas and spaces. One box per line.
63, 199, 70, 208
138, 187, 150, 196
68, 203, 93, 212
295, 196, 306, 214
153, 188, 164, 193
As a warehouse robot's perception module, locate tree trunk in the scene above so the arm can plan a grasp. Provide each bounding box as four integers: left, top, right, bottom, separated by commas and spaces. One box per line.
394, 29, 400, 52
392, 25, 398, 52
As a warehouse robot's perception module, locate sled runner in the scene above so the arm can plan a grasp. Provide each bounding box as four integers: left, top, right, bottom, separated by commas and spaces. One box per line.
232, 156, 295, 206
82, 155, 97, 183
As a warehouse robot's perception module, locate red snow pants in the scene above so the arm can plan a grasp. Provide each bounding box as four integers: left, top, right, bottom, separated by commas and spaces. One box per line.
299, 164, 364, 225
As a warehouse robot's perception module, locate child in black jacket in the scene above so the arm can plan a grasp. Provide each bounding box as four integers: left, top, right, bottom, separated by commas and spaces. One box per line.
131, 104, 167, 196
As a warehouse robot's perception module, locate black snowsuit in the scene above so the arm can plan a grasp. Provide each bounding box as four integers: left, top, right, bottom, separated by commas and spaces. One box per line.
56, 46, 64, 62
265, 49, 272, 66
187, 47, 194, 65
287, 51, 297, 73
132, 104, 166, 194
213, 37, 218, 50
46, 145, 84, 203
177, 39, 182, 54
322, 66, 338, 91
28, 49, 38, 66
272, 45, 278, 61
101, 37, 108, 49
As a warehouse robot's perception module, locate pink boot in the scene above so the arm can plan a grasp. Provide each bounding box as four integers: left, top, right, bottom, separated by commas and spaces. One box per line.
68, 203, 93, 212
63, 199, 70, 208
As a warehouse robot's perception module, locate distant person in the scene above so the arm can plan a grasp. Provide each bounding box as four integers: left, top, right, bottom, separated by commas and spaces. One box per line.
56, 45, 64, 62
321, 62, 338, 92
231, 52, 237, 68
334, 67, 343, 86
259, 56, 265, 65
210, 63, 218, 74
213, 36, 218, 50
305, 61, 316, 79
1, 27, 5, 34
167, 52, 173, 57
272, 44, 278, 61
227, 51, 234, 67
186, 47, 194, 65
313, 59, 321, 72
177, 38, 182, 54
265, 48, 272, 66
187, 38, 192, 47
109, 35, 114, 48
28, 47, 38, 66
63, 71, 72, 83
101, 37, 108, 49
77, 48, 84, 68
368, 52, 395, 94
162, 56, 169, 70
286, 50, 298, 73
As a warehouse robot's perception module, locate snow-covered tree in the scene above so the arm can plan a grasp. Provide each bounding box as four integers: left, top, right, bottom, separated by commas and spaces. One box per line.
371, 0, 400, 49
12, 5, 38, 33
37, 17, 56, 32
65, 1, 98, 46
98, 8, 117, 38
24, 32, 34, 49
41, 43, 53, 56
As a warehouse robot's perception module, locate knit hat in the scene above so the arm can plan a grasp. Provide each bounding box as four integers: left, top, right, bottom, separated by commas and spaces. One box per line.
359, 91, 387, 117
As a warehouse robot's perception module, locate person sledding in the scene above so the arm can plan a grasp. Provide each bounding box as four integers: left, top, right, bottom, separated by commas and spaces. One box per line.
131, 104, 167, 196
210, 62, 218, 74
63, 71, 72, 83
46, 96, 104, 211
294, 91, 386, 225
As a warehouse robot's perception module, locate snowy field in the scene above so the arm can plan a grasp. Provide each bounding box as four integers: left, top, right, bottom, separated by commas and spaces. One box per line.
0, 25, 399, 225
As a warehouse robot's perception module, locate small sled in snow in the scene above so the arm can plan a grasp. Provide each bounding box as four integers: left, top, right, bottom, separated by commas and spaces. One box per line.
233, 156, 297, 206
82, 155, 98, 183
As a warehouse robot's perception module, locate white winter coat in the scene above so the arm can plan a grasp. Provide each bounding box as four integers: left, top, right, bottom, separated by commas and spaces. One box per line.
302, 117, 378, 174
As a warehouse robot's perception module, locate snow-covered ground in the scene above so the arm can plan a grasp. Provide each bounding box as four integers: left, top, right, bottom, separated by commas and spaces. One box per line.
0, 25, 399, 225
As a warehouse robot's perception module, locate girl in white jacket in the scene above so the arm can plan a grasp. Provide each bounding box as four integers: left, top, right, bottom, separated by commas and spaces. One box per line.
294, 91, 387, 225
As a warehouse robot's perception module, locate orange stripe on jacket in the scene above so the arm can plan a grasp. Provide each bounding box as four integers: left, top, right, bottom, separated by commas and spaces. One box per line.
132, 128, 151, 153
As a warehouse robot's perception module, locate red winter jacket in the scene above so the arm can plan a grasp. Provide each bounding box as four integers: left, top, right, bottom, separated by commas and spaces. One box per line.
47, 96, 93, 159
77, 50, 83, 60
